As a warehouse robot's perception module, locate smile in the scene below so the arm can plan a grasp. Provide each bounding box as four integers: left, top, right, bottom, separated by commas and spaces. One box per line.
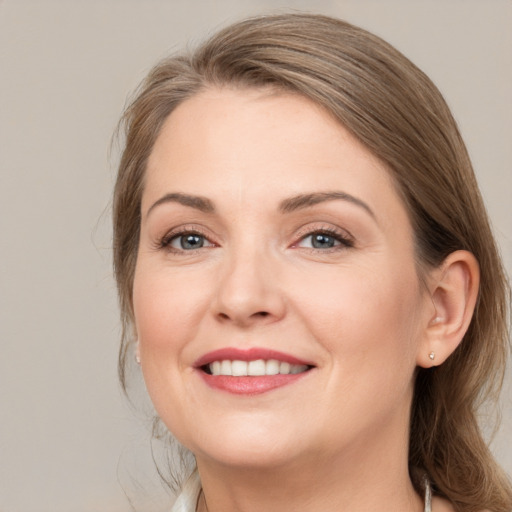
205, 359, 309, 376
194, 348, 315, 394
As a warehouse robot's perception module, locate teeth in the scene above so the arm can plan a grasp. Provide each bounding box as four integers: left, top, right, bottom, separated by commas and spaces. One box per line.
211, 361, 221, 375
266, 359, 280, 375
231, 360, 248, 376
248, 359, 266, 376
220, 360, 232, 375
280, 362, 291, 374
208, 359, 308, 377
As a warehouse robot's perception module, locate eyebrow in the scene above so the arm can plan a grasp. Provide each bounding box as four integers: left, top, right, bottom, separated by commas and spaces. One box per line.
146, 190, 375, 220
146, 193, 215, 217
279, 191, 376, 219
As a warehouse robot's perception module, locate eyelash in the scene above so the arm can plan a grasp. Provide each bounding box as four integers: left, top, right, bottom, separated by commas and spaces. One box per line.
293, 226, 354, 252
156, 225, 354, 254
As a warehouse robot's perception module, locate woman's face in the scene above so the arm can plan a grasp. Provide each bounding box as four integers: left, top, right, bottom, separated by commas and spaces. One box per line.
133, 88, 433, 470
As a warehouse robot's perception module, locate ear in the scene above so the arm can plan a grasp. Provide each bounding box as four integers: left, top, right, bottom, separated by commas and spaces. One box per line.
417, 250, 480, 368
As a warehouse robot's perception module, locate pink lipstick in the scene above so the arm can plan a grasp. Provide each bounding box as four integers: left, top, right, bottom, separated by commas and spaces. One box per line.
194, 348, 314, 395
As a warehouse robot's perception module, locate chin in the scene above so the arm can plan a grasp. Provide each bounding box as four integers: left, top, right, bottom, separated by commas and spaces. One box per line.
181, 420, 310, 470
197, 444, 301, 471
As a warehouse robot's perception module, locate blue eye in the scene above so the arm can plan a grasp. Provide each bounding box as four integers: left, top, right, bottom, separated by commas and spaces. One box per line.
173, 234, 205, 250
162, 232, 214, 251
309, 233, 338, 249
297, 230, 353, 250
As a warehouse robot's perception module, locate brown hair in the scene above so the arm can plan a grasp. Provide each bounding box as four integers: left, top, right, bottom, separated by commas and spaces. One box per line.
113, 13, 512, 511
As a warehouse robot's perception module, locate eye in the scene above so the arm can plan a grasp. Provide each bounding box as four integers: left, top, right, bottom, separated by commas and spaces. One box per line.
295, 229, 354, 250
171, 233, 208, 250
160, 230, 215, 252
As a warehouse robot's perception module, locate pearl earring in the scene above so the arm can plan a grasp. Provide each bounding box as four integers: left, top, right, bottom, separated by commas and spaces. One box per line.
429, 351, 435, 361
135, 341, 141, 364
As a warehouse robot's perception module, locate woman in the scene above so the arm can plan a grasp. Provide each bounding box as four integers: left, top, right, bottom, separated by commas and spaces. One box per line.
113, 13, 512, 512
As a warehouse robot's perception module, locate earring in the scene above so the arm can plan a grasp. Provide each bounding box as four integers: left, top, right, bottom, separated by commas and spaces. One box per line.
429, 351, 435, 361
135, 341, 141, 365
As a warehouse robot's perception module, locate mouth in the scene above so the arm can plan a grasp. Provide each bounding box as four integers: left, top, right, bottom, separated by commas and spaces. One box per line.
194, 348, 315, 395
202, 359, 310, 376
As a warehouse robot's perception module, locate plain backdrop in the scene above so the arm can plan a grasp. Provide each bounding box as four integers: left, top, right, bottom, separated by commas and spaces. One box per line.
1, 1, 510, 511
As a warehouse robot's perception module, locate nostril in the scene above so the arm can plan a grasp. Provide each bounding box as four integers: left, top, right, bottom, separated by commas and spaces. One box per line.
216, 310, 270, 322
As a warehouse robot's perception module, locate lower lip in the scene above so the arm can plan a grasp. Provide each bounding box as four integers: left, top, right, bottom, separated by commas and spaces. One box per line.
198, 371, 310, 395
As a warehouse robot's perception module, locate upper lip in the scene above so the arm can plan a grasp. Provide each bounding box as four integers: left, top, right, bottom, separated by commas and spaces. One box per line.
194, 347, 314, 368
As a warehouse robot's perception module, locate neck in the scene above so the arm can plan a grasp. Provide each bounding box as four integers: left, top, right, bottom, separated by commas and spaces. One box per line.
195, 432, 423, 512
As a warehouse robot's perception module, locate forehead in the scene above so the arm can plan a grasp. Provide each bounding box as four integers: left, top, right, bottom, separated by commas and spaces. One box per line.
143, 87, 406, 225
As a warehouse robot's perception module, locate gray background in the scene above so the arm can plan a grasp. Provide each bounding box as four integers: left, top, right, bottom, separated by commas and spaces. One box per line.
1, 1, 510, 511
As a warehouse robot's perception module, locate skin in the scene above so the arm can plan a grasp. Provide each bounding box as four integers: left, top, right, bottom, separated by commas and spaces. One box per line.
133, 88, 464, 511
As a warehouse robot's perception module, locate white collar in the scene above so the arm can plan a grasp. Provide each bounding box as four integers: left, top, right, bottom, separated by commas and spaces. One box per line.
170, 470, 201, 512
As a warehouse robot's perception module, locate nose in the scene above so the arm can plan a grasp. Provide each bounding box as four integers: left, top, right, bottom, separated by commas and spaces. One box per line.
212, 245, 286, 328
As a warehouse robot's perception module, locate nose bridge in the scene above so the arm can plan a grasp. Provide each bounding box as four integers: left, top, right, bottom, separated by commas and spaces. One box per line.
213, 232, 284, 326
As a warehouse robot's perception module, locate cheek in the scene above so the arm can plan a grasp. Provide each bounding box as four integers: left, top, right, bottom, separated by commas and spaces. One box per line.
132, 264, 211, 356
131, 264, 214, 431
292, 261, 423, 363
293, 262, 423, 427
